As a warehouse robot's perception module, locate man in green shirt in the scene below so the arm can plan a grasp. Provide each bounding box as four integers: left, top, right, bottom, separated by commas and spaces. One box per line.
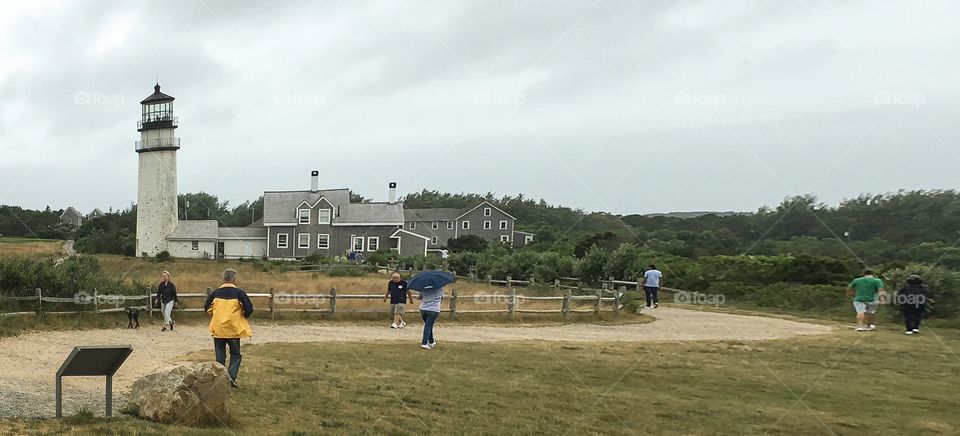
847, 269, 885, 331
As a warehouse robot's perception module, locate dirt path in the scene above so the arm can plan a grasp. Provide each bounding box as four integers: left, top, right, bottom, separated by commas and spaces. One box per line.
0, 308, 833, 418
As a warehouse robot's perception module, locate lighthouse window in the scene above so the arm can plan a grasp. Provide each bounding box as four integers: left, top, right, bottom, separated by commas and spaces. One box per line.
191, 241, 199, 250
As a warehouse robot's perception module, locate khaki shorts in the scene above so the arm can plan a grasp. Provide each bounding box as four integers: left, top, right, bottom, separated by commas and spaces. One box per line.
853, 301, 878, 314
392, 303, 406, 315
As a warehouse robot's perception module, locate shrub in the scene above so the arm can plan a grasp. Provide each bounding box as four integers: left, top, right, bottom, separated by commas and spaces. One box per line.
155, 251, 172, 263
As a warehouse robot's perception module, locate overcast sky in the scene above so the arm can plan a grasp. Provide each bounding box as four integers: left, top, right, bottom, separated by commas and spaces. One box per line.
1, 0, 957, 215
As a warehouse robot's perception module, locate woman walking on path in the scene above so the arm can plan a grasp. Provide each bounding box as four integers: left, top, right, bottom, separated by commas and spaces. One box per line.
155, 271, 178, 332
419, 287, 443, 350
898, 275, 933, 335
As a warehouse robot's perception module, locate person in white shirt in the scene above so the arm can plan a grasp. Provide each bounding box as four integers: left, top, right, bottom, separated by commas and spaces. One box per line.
642, 265, 663, 308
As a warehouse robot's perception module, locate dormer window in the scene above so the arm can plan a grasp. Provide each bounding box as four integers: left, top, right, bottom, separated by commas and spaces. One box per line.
298, 208, 311, 224
318, 209, 331, 224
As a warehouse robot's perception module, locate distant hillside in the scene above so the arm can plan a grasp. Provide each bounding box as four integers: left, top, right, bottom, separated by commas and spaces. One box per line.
643, 211, 742, 219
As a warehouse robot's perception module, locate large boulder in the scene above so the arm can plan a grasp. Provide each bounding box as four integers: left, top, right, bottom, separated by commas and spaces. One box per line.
127, 362, 232, 426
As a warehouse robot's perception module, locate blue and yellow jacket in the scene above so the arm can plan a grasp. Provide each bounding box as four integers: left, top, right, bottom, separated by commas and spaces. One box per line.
203, 284, 254, 339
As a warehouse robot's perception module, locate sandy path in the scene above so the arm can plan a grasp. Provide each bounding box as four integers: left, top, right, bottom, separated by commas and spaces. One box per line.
0, 308, 832, 418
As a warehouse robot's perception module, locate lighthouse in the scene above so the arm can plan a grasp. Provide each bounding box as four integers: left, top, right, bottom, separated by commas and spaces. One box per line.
135, 83, 180, 257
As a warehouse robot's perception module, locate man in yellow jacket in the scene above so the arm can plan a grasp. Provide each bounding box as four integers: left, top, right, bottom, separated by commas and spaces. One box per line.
204, 269, 254, 388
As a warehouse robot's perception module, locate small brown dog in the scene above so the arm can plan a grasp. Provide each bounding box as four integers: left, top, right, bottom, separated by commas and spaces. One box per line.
126, 307, 141, 329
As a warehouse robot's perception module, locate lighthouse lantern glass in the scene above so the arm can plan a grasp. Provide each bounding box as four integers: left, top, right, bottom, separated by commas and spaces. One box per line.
142, 101, 173, 123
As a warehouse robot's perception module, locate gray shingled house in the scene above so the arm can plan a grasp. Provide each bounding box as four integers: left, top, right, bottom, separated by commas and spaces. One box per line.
404, 201, 533, 250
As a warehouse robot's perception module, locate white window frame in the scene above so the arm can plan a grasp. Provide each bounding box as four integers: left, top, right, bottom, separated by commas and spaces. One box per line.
409, 222, 416, 230
446, 221, 454, 230
483, 220, 492, 229
367, 237, 379, 252
500, 235, 510, 242
462, 221, 470, 230
352, 236, 364, 252
298, 208, 311, 224
525, 235, 534, 244
191, 241, 199, 250
499, 220, 508, 229
432, 221, 439, 230
298, 233, 310, 249
483, 207, 492, 216
431, 236, 438, 245
277, 233, 289, 249
318, 209, 331, 224
317, 233, 330, 249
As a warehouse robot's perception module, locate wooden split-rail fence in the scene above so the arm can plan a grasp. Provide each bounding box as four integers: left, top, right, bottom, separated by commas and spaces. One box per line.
0, 286, 626, 320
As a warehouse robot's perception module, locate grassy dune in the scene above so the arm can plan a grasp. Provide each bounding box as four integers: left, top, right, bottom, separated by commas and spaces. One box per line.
5, 328, 959, 435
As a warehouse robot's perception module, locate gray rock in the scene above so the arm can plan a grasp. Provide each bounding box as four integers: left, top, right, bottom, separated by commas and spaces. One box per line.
127, 362, 232, 426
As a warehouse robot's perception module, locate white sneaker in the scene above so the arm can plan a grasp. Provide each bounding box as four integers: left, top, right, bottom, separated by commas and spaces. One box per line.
912, 329, 920, 334
428, 341, 436, 348
855, 326, 869, 331
399, 321, 406, 328
905, 330, 914, 335
390, 323, 398, 329
420, 344, 432, 350
868, 325, 876, 330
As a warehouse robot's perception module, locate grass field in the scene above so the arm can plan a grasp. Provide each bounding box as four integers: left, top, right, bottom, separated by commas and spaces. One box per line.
0, 237, 64, 257
4, 327, 959, 435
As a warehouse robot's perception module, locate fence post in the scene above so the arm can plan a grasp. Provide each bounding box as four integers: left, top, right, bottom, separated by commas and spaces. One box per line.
562, 289, 571, 320
613, 286, 623, 314
145, 288, 151, 314
93, 290, 99, 315
506, 276, 512, 288
487, 275, 492, 286
594, 289, 602, 316
554, 279, 559, 292
509, 288, 517, 319
269, 288, 275, 322
329, 287, 337, 317
450, 289, 458, 320
637, 277, 642, 295
36, 288, 42, 314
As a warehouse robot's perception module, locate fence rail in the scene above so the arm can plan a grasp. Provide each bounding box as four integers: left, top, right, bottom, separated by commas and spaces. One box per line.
0, 286, 626, 319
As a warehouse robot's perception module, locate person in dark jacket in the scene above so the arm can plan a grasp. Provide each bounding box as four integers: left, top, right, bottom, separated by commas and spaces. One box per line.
203, 269, 254, 388
898, 275, 933, 335
155, 271, 178, 332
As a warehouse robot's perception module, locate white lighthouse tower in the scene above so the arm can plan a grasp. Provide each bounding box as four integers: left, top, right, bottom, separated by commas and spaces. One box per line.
135, 83, 180, 257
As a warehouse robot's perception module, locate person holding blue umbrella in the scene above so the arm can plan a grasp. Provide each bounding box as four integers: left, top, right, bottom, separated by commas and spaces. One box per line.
407, 270, 456, 349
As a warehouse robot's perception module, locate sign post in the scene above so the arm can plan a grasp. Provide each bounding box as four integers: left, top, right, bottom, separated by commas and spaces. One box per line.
55, 345, 133, 418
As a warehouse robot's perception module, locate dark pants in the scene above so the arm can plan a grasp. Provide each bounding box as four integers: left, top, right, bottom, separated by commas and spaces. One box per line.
214, 338, 242, 381
901, 304, 926, 331
421, 310, 439, 345
643, 286, 659, 307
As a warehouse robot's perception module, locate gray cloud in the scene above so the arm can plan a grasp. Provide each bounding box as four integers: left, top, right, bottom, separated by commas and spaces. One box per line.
1, 0, 958, 215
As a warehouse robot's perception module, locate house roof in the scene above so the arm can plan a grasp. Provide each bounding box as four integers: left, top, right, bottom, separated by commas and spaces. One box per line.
88, 208, 104, 217
391, 228, 431, 240
218, 227, 267, 238
59, 207, 82, 219
166, 220, 218, 240
337, 202, 405, 225
141, 84, 175, 104
403, 208, 462, 222
513, 230, 535, 236
262, 189, 351, 224
262, 189, 403, 225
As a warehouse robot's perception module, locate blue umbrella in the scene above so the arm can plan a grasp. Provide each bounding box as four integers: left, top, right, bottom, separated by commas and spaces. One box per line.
407, 270, 456, 292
